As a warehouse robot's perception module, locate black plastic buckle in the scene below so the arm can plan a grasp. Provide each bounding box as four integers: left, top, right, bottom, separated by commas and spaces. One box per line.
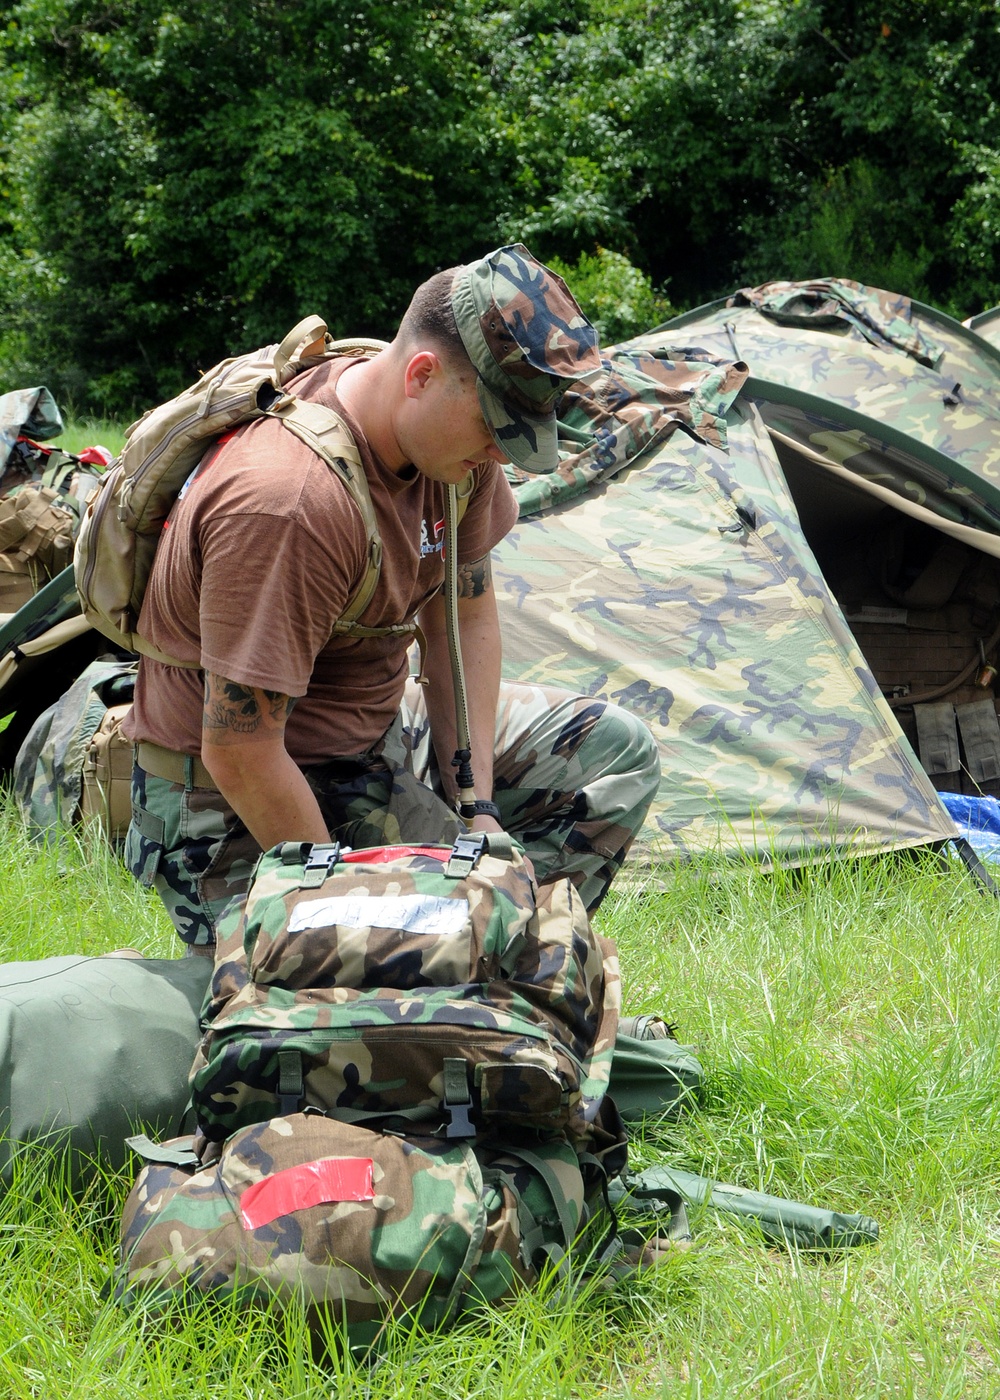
445, 830, 487, 879
300, 841, 342, 888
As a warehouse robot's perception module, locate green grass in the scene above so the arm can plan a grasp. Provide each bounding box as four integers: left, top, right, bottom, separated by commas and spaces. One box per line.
2, 801, 1000, 1397
49, 418, 129, 460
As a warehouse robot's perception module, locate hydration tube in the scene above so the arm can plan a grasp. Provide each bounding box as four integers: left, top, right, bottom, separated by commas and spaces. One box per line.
443, 481, 478, 823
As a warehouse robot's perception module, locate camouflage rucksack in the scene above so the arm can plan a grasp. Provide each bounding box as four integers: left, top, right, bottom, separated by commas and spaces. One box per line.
13, 657, 137, 846
116, 1113, 597, 1351
190, 833, 621, 1152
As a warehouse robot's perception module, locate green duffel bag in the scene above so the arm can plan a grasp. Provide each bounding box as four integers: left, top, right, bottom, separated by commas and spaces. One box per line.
609, 1015, 704, 1122
0, 952, 210, 1190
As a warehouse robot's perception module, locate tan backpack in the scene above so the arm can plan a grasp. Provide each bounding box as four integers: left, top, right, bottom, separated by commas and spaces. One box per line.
74, 316, 451, 665
0, 485, 77, 614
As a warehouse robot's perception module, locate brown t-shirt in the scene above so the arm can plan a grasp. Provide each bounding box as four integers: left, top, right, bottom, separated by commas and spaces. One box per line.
124, 360, 518, 762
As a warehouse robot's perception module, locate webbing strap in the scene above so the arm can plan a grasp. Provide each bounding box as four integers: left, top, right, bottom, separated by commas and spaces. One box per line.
501, 1144, 581, 1251
275, 1049, 304, 1117
324, 1104, 439, 1127
125, 1134, 201, 1169
273, 315, 329, 379
263, 396, 385, 630
442, 1058, 475, 1138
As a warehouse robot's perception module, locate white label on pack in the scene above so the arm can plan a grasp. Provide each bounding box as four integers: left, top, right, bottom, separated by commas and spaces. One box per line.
288, 894, 470, 936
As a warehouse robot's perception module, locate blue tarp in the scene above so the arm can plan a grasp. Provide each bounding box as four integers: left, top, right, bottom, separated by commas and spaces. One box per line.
940, 792, 1000, 863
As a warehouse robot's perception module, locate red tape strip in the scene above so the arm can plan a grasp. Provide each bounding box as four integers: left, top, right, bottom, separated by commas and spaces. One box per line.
240, 1156, 375, 1231
341, 845, 446, 865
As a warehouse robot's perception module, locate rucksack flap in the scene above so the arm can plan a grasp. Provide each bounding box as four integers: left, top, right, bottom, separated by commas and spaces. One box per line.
190, 837, 620, 1146
115, 1113, 587, 1350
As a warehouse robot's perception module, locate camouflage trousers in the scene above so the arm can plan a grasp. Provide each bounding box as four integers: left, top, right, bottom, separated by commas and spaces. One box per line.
125, 680, 660, 948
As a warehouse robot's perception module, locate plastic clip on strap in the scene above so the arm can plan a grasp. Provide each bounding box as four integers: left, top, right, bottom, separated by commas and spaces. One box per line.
445, 830, 487, 879
442, 1058, 476, 1138
299, 842, 342, 889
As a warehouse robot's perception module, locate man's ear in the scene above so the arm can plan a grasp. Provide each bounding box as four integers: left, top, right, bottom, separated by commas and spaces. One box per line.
402, 349, 441, 400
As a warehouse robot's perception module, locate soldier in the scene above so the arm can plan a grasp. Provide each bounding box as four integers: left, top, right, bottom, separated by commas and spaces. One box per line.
123, 244, 660, 952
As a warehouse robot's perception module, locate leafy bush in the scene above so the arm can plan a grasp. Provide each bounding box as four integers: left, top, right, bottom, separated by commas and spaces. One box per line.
2, 0, 1000, 411
546, 247, 674, 345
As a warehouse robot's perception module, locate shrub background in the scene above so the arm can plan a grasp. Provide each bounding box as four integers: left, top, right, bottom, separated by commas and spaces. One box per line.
1, 0, 999, 413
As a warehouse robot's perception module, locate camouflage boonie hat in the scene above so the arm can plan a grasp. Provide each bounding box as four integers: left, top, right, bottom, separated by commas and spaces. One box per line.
450, 243, 601, 473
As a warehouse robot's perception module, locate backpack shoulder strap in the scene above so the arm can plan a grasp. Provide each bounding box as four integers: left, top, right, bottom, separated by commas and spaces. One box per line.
262, 396, 384, 630
454, 468, 475, 528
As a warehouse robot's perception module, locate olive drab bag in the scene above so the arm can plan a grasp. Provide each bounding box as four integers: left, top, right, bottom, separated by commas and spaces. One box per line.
115, 1113, 595, 1351
74, 316, 473, 664
0, 952, 210, 1193
190, 832, 621, 1151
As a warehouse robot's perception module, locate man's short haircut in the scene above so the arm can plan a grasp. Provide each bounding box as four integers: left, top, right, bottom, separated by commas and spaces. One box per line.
398, 268, 472, 370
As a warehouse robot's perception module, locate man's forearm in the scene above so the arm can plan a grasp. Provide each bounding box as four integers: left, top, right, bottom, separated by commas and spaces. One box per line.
200, 672, 330, 850
202, 737, 330, 850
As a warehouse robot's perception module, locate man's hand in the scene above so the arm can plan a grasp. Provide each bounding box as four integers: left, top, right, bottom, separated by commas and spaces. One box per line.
200, 672, 330, 850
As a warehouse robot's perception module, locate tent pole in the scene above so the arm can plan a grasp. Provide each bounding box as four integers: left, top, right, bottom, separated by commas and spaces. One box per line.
952, 836, 1000, 897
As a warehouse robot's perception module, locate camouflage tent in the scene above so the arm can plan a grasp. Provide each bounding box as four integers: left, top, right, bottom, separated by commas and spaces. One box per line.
965, 305, 1000, 354
494, 279, 1000, 866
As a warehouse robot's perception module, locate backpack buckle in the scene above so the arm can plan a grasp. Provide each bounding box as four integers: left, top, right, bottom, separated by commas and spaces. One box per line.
445, 831, 487, 879
275, 1049, 304, 1117
442, 1058, 475, 1138
300, 842, 342, 888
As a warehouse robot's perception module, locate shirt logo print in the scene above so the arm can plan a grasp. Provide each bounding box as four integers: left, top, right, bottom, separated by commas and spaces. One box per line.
420, 516, 446, 557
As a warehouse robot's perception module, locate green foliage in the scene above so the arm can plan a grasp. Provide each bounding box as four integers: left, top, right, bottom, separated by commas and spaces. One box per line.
743, 159, 937, 303
547, 247, 674, 345
1, 0, 1000, 411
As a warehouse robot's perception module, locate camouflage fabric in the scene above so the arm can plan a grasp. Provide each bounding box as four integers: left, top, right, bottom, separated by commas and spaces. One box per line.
451, 244, 602, 475
189, 838, 619, 1147
728, 279, 943, 367
116, 1114, 588, 1351
633, 279, 1000, 532
493, 344, 958, 864
505, 350, 748, 517
0, 387, 63, 476
13, 658, 137, 840
124, 678, 659, 947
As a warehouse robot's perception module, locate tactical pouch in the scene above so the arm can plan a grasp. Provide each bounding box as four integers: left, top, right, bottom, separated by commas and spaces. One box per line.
0, 552, 36, 614
79, 701, 134, 845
